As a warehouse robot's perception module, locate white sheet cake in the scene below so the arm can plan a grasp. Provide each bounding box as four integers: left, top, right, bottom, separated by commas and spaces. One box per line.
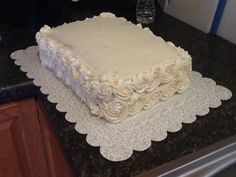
36, 12, 192, 123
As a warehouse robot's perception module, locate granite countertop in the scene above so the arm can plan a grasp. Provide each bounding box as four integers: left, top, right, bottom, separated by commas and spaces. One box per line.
0, 1, 236, 177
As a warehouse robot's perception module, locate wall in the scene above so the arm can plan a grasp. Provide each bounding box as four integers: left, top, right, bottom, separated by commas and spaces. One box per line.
163, 0, 219, 33
217, 0, 236, 44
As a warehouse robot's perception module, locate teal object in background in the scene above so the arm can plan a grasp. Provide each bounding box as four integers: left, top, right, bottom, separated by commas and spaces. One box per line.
210, 0, 227, 34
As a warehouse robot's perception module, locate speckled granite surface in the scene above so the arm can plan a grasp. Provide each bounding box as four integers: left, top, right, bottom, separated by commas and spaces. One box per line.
0, 1, 236, 177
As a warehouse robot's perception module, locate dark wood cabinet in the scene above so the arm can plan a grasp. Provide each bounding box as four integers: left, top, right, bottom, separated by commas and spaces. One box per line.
0, 98, 74, 177
37, 100, 75, 177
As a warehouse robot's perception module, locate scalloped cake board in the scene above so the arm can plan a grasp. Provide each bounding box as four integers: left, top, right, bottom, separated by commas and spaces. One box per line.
11, 46, 232, 162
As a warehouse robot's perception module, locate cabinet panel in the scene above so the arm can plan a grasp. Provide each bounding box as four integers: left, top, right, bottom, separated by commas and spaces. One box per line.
0, 119, 23, 177
36, 100, 75, 177
0, 99, 49, 177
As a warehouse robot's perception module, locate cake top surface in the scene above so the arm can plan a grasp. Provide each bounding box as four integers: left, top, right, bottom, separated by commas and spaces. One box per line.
46, 13, 182, 75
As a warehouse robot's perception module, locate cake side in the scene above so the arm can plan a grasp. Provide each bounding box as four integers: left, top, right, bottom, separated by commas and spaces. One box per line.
36, 13, 192, 123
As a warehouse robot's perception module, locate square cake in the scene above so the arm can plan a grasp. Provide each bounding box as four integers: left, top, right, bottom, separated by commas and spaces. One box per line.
36, 12, 192, 123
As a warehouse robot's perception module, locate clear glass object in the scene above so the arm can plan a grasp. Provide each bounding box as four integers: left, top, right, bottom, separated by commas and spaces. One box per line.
136, 0, 155, 24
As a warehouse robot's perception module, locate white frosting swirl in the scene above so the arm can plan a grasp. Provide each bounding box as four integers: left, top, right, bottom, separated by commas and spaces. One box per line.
160, 82, 177, 101
100, 12, 116, 18
102, 98, 128, 123
98, 82, 113, 99
115, 79, 133, 101
128, 94, 146, 116
143, 89, 161, 109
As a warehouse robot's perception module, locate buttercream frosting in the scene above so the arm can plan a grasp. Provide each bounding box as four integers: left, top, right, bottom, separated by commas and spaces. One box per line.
36, 12, 192, 123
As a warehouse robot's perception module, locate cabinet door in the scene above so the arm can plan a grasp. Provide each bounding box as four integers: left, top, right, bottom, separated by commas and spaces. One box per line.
36, 100, 75, 177
0, 98, 49, 177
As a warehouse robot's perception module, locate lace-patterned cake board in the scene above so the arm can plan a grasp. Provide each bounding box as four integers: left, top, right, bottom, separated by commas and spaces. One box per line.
11, 46, 232, 162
